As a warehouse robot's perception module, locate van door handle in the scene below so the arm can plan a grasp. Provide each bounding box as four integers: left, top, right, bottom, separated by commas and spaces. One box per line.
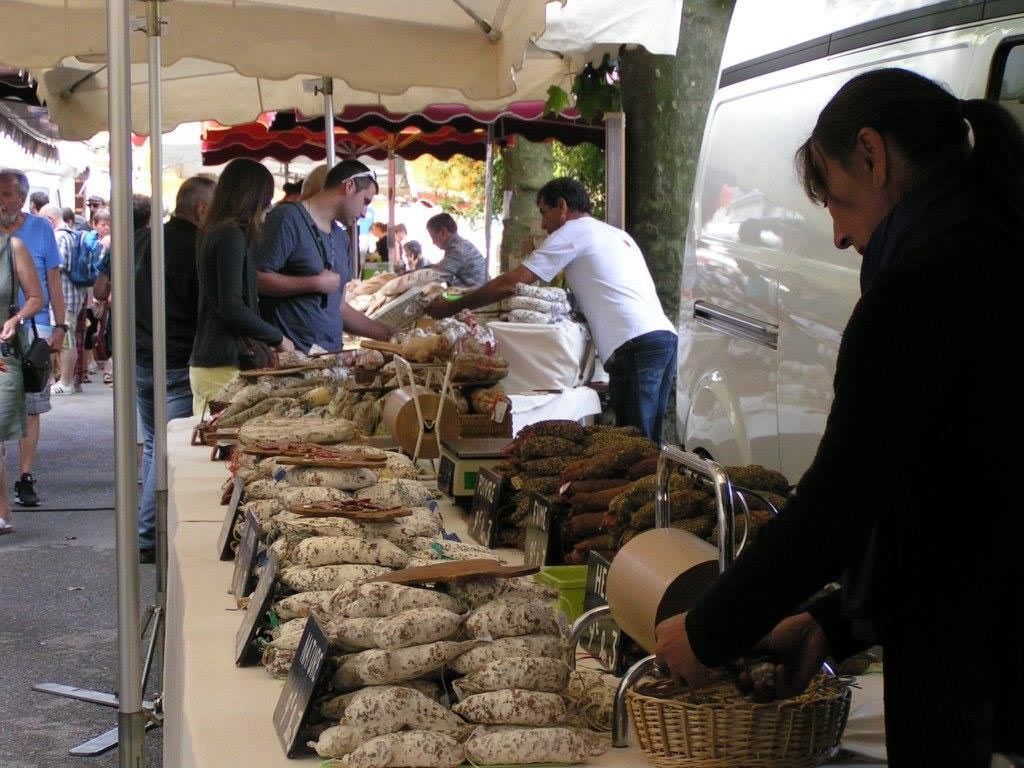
693, 300, 779, 349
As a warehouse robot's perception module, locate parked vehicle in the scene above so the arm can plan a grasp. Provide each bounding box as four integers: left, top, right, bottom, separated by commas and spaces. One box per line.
676, 0, 1024, 482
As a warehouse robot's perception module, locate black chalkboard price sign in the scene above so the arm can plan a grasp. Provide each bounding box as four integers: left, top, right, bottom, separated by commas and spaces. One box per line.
523, 492, 555, 568
273, 615, 330, 758
582, 550, 623, 674
216, 476, 245, 560
230, 509, 261, 605
437, 454, 456, 498
468, 468, 503, 547
234, 554, 278, 666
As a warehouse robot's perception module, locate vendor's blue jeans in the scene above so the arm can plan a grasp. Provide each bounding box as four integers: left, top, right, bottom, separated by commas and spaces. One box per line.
604, 330, 678, 442
137, 365, 193, 549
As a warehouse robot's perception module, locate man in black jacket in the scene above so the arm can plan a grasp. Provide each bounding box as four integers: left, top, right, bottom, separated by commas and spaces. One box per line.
134, 175, 215, 562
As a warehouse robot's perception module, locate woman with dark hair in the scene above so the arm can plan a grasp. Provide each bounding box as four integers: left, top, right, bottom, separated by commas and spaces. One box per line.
189, 159, 293, 414
655, 68, 1024, 766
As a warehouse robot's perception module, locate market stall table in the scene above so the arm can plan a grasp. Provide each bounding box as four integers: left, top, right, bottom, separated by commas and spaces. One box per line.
163, 418, 885, 767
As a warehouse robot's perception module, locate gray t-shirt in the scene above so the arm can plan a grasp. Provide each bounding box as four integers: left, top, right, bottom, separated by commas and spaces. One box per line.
254, 202, 350, 353
436, 233, 487, 287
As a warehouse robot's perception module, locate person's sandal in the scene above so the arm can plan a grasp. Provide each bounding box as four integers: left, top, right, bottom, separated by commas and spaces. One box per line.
0, 519, 14, 535
103, 372, 113, 385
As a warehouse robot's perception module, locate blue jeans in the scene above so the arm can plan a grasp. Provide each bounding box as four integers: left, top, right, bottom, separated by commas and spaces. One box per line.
137, 365, 193, 548
604, 330, 677, 442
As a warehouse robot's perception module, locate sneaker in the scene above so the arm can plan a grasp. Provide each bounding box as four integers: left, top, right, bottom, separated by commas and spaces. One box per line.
14, 473, 40, 507
51, 381, 75, 395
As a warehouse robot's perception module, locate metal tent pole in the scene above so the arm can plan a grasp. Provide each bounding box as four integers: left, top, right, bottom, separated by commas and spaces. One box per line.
108, 0, 145, 763
323, 77, 336, 168
146, 0, 169, 685
483, 123, 494, 274
387, 149, 396, 263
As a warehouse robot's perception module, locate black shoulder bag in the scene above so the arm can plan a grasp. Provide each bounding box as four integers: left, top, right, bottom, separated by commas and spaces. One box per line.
6, 240, 52, 392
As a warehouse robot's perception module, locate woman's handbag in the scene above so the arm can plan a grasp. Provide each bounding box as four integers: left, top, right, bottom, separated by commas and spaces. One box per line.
236, 334, 278, 371
6, 242, 52, 393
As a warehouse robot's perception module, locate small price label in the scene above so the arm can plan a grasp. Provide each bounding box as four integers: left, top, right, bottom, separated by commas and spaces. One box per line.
437, 455, 455, 497
230, 509, 260, 605
523, 492, 553, 568
273, 616, 330, 757
234, 555, 278, 666
469, 468, 504, 547
582, 551, 623, 673
216, 476, 245, 561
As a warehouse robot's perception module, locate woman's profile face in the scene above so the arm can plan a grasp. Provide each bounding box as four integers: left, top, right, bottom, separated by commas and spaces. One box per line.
815, 142, 896, 255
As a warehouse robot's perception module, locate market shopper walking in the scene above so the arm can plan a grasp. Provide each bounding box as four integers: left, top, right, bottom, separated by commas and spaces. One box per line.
190, 159, 293, 415
426, 177, 676, 441
0, 168, 67, 507
0, 232, 45, 533
653, 69, 1024, 767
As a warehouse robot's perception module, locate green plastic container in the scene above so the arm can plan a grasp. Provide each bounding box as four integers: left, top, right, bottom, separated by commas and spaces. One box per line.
534, 565, 588, 624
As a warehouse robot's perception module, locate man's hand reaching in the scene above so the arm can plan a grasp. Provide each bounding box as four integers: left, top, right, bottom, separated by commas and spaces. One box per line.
754, 612, 830, 699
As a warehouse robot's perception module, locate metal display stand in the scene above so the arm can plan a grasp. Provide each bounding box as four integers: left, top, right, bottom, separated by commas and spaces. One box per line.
569, 444, 782, 747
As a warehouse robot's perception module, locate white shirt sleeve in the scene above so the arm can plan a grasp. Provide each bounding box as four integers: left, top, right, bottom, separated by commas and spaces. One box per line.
521, 232, 577, 282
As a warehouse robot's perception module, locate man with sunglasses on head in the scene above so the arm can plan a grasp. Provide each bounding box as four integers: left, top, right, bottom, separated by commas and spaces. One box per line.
255, 160, 392, 352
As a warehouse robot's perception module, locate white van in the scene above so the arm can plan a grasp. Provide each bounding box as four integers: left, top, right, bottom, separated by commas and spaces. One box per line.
675, 0, 1024, 483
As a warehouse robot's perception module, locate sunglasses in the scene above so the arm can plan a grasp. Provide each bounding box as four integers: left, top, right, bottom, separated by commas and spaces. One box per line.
347, 169, 377, 185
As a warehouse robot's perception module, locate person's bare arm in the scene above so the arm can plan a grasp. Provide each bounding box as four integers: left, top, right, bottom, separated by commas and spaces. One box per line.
256, 269, 339, 297
46, 266, 66, 349
2, 239, 44, 341
425, 264, 538, 319
341, 302, 393, 341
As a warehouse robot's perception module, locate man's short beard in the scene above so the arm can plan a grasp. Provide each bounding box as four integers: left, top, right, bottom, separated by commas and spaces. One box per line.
0, 210, 20, 228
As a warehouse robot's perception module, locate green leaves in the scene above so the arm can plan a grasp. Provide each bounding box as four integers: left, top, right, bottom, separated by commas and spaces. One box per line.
544, 54, 621, 122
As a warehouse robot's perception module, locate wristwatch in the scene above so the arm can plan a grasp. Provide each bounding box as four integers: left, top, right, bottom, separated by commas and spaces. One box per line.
55, 323, 70, 332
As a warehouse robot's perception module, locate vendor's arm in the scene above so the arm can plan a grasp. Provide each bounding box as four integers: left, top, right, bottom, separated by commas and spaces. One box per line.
256, 269, 339, 297
425, 264, 537, 319
341, 302, 392, 341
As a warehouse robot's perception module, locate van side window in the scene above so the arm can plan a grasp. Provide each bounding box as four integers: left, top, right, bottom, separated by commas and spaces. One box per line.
991, 42, 1024, 130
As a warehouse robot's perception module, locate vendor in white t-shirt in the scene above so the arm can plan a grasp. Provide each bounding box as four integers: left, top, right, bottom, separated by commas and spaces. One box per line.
426, 177, 677, 440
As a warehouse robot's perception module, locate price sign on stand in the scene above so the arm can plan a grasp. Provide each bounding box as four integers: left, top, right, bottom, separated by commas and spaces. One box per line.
523, 492, 554, 568
469, 468, 503, 547
582, 550, 623, 674
230, 510, 260, 606
437, 454, 455, 498
216, 476, 245, 560
234, 555, 278, 666
274, 616, 330, 758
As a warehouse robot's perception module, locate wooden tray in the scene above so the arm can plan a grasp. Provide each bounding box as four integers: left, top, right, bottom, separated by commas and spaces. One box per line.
370, 559, 538, 585
275, 456, 387, 469
238, 364, 320, 378
288, 503, 412, 521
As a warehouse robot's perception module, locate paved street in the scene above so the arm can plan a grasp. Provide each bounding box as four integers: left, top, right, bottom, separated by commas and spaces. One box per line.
1, 380, 163, 767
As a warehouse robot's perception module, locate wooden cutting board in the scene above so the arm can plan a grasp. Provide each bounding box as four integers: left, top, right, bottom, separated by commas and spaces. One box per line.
238, 364, 320, 378
275, 456, 387, 469
370, 559, 539, 585
288, 504, 412, 521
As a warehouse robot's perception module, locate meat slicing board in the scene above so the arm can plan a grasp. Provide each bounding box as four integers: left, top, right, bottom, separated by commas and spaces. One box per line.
238, 364, 320, 378
288, 505, 412, 521
370, 559, 538, 585
275, 457, 387, 469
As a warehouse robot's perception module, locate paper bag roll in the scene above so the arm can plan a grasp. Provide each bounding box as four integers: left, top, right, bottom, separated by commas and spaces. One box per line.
382, 385, 458, 460
605, 528, 720, 653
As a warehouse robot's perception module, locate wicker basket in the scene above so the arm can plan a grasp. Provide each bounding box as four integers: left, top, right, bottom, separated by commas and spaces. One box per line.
626, 676, 851, 768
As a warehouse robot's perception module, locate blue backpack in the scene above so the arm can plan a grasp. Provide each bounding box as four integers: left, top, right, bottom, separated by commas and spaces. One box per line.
69, 229, 101, 287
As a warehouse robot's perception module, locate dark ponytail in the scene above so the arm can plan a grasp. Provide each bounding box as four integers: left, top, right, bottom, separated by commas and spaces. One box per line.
796, 68, 1024, 242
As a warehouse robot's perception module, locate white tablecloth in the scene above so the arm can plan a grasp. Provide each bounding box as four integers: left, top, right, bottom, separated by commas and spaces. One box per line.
509, 387, 602, 436
489, 320, 590, 393
163, 418, 885, 766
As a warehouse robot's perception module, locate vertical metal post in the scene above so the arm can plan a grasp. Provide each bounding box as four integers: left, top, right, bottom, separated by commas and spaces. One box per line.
483, 123, 494, 275
323, 77, 336, 168
387, 149, 396, 263
604, 111, 626, 228
146, 0, 169, 647
107, 0, 145, 764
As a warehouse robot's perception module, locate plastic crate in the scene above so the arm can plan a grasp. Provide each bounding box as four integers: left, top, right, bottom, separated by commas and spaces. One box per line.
534, 565, 587, 623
